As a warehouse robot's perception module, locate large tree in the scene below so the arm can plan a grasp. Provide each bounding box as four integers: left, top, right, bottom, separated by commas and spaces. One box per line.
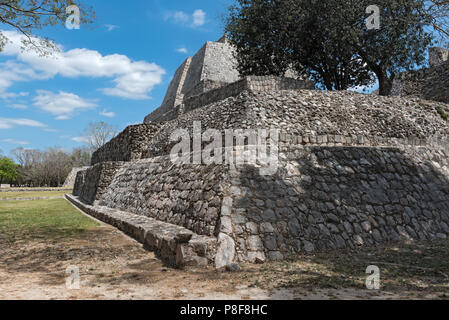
0, 157, 18, 187
344, 0, 434, 95
0, 0, 95, 54
226, 0, 375, 90
225, 0, 434, 95
224, 0, 293, 77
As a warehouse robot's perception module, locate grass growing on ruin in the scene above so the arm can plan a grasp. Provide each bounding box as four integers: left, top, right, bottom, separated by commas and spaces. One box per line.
243, 240, 449, 297
0, 190, 69, 200
437, 107, 449, 122
0, 199, 99, 243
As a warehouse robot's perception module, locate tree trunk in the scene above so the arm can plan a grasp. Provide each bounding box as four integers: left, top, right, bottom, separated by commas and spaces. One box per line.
377, 73, 394, 96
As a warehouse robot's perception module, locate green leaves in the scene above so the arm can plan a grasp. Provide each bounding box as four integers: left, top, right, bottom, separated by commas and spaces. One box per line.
225, 0, 434, 95
0, 157, 18, 184
0, 0, 95, 55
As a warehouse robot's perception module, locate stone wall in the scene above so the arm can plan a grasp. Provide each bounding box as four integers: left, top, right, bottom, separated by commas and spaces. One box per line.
429, 47, 449, 67
224, 144, 449, 263
81, 141, 449, 264
71, 61, 449, 268
63, 167, 90, 188
200, 41, 240, 86
99, 157, 229, 237
183, 80, 229, 101
146, 89, 449, 159
142, 36, 314, 124
391, 47, 449, 104
66, 194, 217, 268
183, 76, 315, 114
144, 58, 192, 123
91, 123, 163, 165
144, 37, 240, 124
73, 162, 125, 205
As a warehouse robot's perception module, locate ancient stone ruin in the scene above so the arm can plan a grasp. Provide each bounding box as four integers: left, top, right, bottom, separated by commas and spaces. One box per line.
68, 38, 449, 270
63, 167, 90, 188
392, 47, 449, 105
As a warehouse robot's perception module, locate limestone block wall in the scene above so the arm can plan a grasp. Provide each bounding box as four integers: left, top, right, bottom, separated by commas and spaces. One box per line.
144, 58, 192, 123
73, 169, 86, 197
224, 144, 449, 263
183, 80, 229, 101
63, 167, 90, 188
201, 41, 240, 85
183, 76, 315, 114
391, 48, 449, 104
144, 38, 242, 124
91, 123, 163, 165
73, 162, 125, 205
81, 140, 449, 264
429, 47, 449, 67
99, 157, 229, 237
146, 89, 449, 159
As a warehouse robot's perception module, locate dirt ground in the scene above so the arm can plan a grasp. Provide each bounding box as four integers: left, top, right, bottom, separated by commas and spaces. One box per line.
1, 211, 447, 300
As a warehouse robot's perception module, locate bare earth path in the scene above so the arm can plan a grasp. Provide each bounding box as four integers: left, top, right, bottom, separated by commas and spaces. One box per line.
1, 213, 447, 300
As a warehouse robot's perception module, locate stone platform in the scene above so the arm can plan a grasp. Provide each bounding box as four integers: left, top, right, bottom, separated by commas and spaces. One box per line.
66, 194, 217, 268
71, 39, 449, 269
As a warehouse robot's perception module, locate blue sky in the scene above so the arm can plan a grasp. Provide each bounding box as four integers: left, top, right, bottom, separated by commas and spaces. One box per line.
0, 0, 233, 156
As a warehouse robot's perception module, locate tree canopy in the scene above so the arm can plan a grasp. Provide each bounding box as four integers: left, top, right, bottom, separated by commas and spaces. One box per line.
0, 157, 18, 186
225, 0, 436, 95
0, 0, 95, 55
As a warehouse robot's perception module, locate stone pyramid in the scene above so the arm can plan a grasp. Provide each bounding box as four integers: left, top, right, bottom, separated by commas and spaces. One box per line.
69, 38, 449, 270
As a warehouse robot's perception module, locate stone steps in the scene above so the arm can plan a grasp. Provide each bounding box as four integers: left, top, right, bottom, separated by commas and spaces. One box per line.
65, 194, 217, 269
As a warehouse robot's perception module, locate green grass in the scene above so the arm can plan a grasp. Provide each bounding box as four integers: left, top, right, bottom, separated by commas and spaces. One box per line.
0, 191, 69, 200
0, 199, 99, 243
437, 108, 449, 122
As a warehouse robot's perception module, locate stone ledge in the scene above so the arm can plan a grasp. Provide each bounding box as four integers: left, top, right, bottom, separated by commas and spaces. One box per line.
65, 194, 217, 269
0, 196, 65, 201
0, 188, 72, 193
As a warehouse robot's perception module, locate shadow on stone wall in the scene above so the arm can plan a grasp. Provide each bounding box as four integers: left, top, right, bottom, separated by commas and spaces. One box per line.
231, 146, 449, 262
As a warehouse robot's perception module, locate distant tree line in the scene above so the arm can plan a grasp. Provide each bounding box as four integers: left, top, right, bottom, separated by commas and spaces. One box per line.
10, 147, 91, 187
0, 121, 119, 188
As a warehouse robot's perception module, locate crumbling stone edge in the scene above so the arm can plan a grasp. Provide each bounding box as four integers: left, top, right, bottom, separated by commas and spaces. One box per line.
65, 194, 219, 269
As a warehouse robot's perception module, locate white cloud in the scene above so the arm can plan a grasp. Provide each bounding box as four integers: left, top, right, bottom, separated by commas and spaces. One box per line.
176, 47, 188, 54
72, 136, 90, 143
0, 30, 165, 100
192, 9, 206, 27
0, 118, 46, 129
8, 103, 27, 109
105, 24, 119, 32
173, 11, 189, 23
165, 9, 206, 28
99, 109, 116, 118
33, 90, 97, 120
2, 138, 30, 145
